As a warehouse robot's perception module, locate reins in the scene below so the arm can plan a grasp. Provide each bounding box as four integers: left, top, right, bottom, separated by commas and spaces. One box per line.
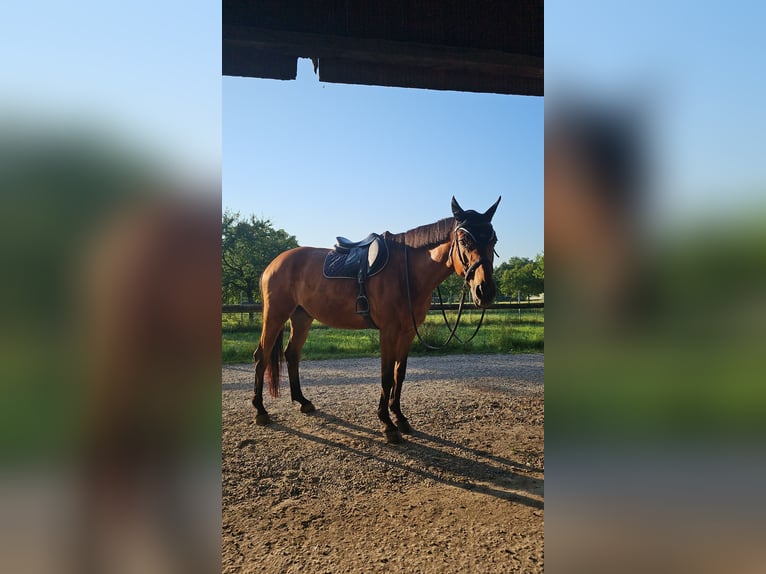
404, 238, 487, 351
434, 282, 487, 345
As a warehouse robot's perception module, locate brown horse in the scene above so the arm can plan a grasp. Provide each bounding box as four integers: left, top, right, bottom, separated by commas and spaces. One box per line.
252, 197, 500, 443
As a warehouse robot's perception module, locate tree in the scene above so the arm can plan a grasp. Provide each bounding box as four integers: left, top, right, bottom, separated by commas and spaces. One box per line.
534, 252, 544, 281
222, 211, 299, 311
437, 272, 467, 302
496, 255, 544, 301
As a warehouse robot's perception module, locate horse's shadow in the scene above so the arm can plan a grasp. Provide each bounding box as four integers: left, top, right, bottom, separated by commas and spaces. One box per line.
260, 410, 543, 510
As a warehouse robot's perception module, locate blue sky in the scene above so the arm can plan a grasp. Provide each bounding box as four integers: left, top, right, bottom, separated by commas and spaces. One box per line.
223, 59, 544, 263
1, 0, 221, 178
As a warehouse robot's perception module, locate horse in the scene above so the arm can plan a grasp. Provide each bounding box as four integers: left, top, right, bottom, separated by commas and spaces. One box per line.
252, 196, 500, 443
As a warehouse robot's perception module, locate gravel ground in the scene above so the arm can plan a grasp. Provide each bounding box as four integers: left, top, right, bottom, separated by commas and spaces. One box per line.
222, 353, 544, 573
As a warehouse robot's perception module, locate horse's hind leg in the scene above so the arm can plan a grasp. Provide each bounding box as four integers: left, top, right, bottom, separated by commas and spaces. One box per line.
285, 306, 315, 414
252, 343, 270, 425
253, 306, 290, 425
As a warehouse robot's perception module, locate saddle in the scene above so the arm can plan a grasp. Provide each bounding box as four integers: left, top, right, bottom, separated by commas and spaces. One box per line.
323, 233, 389, 327
334, 233, 378, 251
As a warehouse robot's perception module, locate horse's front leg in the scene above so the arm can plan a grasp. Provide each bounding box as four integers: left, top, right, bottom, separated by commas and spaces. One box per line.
378, 343, 402, 444
389, 354, 413, 435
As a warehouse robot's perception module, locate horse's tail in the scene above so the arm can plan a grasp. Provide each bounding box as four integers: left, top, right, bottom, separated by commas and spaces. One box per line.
264, 328, 285, 398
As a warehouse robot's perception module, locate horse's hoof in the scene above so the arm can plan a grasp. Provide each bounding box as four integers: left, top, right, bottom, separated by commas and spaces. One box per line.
383, 429, 403, 444
255, 413, 271, 426
300, 402, 316, 414
396, 419, 413, 435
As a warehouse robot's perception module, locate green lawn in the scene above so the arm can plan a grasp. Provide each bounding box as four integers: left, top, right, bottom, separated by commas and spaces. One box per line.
222, 308, 543, 363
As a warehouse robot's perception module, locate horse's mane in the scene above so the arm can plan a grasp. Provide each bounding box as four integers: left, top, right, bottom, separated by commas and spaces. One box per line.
383, 217, 454, 249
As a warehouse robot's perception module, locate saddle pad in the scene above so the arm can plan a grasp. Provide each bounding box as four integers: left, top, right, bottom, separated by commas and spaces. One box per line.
323, 235, 389, 279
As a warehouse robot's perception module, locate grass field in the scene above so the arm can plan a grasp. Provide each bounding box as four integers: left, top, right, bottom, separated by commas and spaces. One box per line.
222, 308, 543, 363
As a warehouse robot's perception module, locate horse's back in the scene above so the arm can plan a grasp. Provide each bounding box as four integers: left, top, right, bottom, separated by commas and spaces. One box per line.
261, 246, 329, 302
263, 246, 327, 279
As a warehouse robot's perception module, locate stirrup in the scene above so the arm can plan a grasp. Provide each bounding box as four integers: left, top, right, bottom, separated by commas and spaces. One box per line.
355, 295, 370, 315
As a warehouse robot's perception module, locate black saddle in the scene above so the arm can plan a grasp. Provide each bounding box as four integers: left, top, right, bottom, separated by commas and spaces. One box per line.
323, 233, 389, 327
334, 233, 378, 252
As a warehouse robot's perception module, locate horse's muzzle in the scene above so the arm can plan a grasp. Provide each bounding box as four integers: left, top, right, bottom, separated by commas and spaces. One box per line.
465, 257, 496, 308
472, 280, 496, 309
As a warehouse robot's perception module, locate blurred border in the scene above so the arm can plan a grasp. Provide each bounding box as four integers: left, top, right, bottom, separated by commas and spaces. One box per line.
1, 2, 222, 572
546, 2, 766, 572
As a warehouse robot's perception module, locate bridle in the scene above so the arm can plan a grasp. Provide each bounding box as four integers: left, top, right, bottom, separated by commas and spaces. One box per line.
404, 221, 496, 350
450, 222, 498, 281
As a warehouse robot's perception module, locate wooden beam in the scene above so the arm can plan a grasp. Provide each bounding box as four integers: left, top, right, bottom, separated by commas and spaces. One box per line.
223, 25, 543, 95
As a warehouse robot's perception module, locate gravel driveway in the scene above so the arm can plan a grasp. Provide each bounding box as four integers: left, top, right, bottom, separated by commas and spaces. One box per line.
223, 353, 544, 573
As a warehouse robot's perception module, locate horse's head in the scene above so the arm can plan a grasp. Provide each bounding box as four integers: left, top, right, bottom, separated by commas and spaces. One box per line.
450, 196, 501, 308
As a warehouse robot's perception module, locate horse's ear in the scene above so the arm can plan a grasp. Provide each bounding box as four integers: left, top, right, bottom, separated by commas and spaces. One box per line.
483, 196, 501, 221
451, 196, 465, 219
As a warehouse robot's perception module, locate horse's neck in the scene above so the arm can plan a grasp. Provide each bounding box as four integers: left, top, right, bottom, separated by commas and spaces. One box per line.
408, 240, 454, 301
